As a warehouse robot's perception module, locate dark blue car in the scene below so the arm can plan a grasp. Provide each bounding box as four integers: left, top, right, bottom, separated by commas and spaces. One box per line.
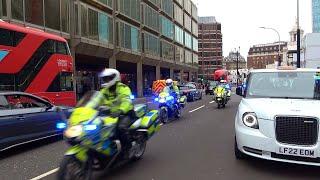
0, 92, 72, 151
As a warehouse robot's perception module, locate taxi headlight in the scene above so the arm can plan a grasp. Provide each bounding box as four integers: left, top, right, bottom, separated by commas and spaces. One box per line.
242, 113, 259, 129
64, 125, 83, 138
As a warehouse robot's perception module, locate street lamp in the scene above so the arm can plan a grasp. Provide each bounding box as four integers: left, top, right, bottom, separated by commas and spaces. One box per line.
296, 0, 301, 68
259, 27, 282, 67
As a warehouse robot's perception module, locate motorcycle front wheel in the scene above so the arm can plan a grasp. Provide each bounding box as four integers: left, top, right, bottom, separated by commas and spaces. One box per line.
160, 107, 169, 124
57, 155, 92, 180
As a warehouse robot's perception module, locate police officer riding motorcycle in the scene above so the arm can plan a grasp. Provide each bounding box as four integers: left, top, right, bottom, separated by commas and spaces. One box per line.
57, 69, 161, 180
214, 80, 230, 108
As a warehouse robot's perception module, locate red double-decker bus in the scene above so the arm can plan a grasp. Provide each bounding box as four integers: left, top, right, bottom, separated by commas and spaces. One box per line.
0, 21, 76, 106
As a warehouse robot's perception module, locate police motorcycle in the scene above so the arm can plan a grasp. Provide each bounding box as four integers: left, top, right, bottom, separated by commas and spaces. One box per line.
155, 92, 186, 124
214, 86, 228, 109
57, 91, 161, 180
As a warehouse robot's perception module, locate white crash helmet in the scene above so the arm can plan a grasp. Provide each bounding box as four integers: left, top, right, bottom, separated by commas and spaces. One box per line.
166, 79, 173, 87
99, 68, 121, 88
220, 80, 227, 84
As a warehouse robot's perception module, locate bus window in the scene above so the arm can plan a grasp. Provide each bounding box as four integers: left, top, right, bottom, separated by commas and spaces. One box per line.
0, 74, 15, 91
0, 28, 25, 46
56, 41, 68, 55
47, 72, 73, 92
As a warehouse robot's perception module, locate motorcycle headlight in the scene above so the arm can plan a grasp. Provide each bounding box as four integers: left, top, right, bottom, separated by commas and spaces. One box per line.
64, 125, 83, 138
159, 98, 166, 103
242, 113, 259, 129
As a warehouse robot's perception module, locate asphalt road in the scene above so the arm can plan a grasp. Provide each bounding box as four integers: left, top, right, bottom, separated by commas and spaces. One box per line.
1, 95, 320, 180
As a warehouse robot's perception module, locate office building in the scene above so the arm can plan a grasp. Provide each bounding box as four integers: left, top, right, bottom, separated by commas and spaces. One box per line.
0, 0, 199, 97
198, 16, 222, 80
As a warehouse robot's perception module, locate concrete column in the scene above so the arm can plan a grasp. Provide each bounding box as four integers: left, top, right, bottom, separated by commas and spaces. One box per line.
180, 70, 184, 83
156, 65, 161, 80
170, 68, 174, 79
137, 61, 143, 97
189, 71, 193, 82
109, 55, 116, 68
69, 0, 77, 96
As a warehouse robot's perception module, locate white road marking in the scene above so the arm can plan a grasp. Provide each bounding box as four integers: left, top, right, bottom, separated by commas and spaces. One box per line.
30, 168, 59, 180
209, 100, 215, 104
189, 105, 205, 113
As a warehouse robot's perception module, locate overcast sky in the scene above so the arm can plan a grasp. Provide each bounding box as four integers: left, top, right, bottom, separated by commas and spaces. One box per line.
193, 0, 313, 58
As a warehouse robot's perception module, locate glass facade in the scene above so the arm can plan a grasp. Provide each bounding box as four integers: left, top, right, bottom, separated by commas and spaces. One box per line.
185, 50, 192, 65
192, 20, 198, 36
184, 32, 192, 49
161, 16, 174, 39
192, 37, 198, 52
184, 0, 191, 14
144, 32, 160, 56
184, 13, 191, 32
11, 0, 23, 21
144, 4, 159, 31
161, 40, 174, 61
161, 0, 173, 17
45, 0, 61, 30
313, 0, 320, 33
119, 21, 140, 52
61, 0, 70, 32
193, 53, 198, 66
175, 25, 184, 45
98, 0, 112, 7
149, 0, 160, 7
119, 0, 140, 22
175, 46, 184, 63
0, 0, 6, 16
174, 3, 183, 25
25, 0, 43, 26
191, 3, 198, 21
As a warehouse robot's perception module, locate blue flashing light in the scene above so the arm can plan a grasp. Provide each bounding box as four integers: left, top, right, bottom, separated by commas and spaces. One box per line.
130, 95, 135, 100
155, 98, 159, 102
166, 96, 174, 101
159, 98, 166, 103
84, 124, 97, 131
56, 122, 67, 129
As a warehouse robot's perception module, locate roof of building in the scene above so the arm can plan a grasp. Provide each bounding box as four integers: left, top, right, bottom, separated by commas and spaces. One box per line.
199, 16, 218, 24
223, 52, 246, 62
250, 41, 287, 48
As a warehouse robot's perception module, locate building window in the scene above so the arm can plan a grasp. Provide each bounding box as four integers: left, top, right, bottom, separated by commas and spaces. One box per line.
25, 0, 43, 26
161, 40, 174, 61
98, 13, 113, 43
81, 5, 88, 37
11, 0, 24, 21
45, 0, 60, 30
119, 21, 140, 52
184, 13, 191, 31
61, 0, 70, 32
144, 32, 160, 56
119, 0, 140, 22
161, 16, 173, 39
184, 0, 191, 14
144, 4, 159, 31
174, 3, 183, 25
175, 46, 184, 63
192, 37, 198, 52
88, 9, 98, 40
184, 32, 192, 49
161, 0, 173, 17
1, 0, 7, 16
185, 50, 192, 65
175, 25, 184, 45
98, 0, 112, 7
193, 53, 198, 66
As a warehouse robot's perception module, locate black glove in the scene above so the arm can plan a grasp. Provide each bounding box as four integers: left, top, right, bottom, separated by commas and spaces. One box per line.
110, 110, 122, 118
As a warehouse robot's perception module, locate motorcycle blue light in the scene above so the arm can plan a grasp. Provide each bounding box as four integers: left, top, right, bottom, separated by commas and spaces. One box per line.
155, 98, 159, 102
159, 98, 166, 103
84, 124, 97, 131
56, 122, 67, 129
130, 95, 135, 100
166, 96, 174, 101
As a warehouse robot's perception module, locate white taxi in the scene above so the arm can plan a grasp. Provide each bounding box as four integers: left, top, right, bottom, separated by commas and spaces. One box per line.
235, 67, 320, 166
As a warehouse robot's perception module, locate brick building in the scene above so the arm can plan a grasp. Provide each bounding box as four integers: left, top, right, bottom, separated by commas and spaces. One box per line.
247, 42, 287, 69
198, 16, 223, 80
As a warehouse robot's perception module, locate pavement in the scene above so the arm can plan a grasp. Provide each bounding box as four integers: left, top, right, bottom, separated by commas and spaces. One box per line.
1, 95, 320, 180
